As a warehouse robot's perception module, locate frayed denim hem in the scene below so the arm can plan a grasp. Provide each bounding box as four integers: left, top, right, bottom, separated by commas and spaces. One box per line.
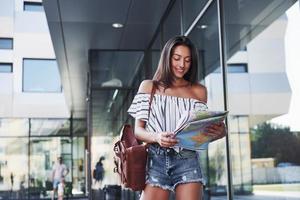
146, 178, 205, 192
145, 181, 173, 191
173, 178, 206, 191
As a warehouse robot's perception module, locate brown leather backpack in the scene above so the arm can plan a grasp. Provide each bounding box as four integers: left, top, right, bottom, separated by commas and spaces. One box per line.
113, 124, 148, 191
113, 82, 156, 191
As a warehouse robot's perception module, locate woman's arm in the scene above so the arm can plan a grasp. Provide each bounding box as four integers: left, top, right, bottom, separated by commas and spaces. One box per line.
134, 119, 178, 147
133, 80, 178, 147
193, 83, 227, 141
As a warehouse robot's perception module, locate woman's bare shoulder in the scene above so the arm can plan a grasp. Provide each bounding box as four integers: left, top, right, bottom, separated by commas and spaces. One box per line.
192, 83, 207, 103
138, 80, 154, 94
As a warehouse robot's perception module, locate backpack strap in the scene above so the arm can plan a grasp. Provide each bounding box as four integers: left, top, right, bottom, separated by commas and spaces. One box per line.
148, 81, 157, 119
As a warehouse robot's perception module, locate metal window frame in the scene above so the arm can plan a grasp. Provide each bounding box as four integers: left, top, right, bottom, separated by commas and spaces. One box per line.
23, 1, 43, 11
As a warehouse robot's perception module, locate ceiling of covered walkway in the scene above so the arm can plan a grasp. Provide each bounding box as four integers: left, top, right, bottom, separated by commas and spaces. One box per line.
43, 0, 296, 119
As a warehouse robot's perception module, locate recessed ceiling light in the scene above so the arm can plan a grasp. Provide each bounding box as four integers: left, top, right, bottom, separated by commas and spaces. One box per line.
112, 23, 123, 28
200, 25, 208, 29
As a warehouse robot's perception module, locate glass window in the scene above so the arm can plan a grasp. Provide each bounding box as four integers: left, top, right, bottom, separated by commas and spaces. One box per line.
182, 0, 209, 32
213, 64, 248, 73
29, 137, 71, 198
23, 1, 44, 12
189, 2, 229, 198
89, 51, 144, 87
0, 138, 28, 193
30, 119, 70, 136
0, 38, 13, 49
0, 63, 13, 73
162, 0, 182, 43
224, 1, 299, 198
23, 59, 62, 92
72, 137, 86, 195
73, 119, 87, 136
0, 119, 29, 136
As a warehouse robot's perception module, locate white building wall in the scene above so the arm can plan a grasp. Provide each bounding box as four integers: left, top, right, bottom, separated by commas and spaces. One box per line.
207, 15, 291, 127
0, 0, 69, 118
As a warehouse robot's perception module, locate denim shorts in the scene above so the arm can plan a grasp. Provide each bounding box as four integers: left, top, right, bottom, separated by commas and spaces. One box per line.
146, 144, 205, 191
53, 179, 61, 189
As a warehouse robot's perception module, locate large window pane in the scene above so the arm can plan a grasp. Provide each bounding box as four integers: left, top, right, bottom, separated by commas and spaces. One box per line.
0, 119, 29, 136
23, 59, 62, 92
89, 51, 144, 88
182, 0, 209, 32
188, 1, 228, 199
0, 138, 28, 199
73, 119, 87, 136
30, 119, 70, 136
224, 1, 299, 199
72, 137, 86, 196
162, 0, 181, 43
29, 137, 71, 199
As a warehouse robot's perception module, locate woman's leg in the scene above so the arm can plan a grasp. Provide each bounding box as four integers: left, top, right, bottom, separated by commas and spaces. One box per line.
140, 184, 170, 200
175, 182, 203, 200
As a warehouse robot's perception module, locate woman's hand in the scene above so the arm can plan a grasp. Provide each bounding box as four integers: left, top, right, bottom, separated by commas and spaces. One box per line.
155, 132, 178, 147
205, 122, 227, 141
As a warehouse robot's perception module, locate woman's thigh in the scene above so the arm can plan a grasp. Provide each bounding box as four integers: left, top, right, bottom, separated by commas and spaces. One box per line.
140, 184, 170, 200
175, 182, 203, 200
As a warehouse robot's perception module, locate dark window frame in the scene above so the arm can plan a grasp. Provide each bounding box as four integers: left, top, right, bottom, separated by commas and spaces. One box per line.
213, 63, 248, 73
227, 63, 248, 73
0, 63, 13, 73
0, 38, 13, 49
23, 1, 43, 12
22, 58, 62, 93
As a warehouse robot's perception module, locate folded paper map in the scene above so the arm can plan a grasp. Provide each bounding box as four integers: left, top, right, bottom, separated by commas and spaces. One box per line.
174, 110, 229, 151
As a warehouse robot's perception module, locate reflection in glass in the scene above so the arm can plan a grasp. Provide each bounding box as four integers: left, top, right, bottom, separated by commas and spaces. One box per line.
229, 116, 252, 194
224, 0, 296, 59
92, 89, 132, 137
72, 137, 86, 195
162, 0, 181, 43
189, 1, 220, 78
89, 51, 144, 87
91, 136, 119, 189
29, 137, 71, 199
73, 119, 87, 136
188, 1, 228, 198
0, 138, 28, 197
0, 119, 29, 137
151, 50, 161, 76
30, 119, 70, 136
182, 0, 209, 32
224, 1, 297, 198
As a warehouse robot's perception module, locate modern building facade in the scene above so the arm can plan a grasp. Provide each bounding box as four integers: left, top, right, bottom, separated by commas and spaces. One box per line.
0, 0, 298, 199
0, 0, 87, 199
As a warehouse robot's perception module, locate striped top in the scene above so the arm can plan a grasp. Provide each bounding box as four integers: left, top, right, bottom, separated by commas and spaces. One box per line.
128, 93, 208, 133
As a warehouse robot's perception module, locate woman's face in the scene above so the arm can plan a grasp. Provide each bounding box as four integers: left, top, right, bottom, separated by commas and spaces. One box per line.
170, 45, 191, 80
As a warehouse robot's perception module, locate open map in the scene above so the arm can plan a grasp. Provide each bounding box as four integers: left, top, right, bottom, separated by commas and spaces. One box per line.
174, 110, 229, 150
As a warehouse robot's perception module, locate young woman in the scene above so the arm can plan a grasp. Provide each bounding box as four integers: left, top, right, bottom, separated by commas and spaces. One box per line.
128, 36, 226, 200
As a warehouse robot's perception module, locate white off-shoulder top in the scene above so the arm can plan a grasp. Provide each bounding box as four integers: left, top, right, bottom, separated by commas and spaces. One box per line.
128, 93, 208, 134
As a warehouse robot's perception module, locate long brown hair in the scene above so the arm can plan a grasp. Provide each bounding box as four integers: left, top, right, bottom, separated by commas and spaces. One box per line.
153, 36, 198, 89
